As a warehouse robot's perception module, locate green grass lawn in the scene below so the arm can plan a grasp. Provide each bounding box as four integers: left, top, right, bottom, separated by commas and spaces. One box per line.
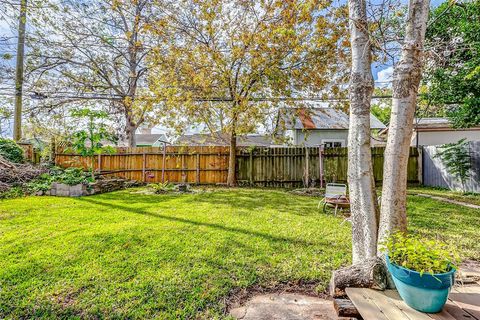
408, 186, 480, 206
0, 188, 478, 319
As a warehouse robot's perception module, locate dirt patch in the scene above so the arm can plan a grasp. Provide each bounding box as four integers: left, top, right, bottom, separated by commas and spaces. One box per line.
225, 280, 328, 313
289, 188, 324, 197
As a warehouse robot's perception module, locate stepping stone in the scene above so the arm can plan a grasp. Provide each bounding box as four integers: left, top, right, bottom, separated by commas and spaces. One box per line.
229, 293, 340, 320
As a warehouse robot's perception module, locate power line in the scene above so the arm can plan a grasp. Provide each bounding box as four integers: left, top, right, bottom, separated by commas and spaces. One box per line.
0, 90, 399, 101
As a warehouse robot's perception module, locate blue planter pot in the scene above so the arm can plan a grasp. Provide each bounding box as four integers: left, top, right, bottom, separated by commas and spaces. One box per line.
386, 255, 455, 313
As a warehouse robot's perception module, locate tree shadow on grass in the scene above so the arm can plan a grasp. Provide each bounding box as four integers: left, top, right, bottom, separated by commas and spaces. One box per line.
75, 197, 340, 249
95, 188, 326, 217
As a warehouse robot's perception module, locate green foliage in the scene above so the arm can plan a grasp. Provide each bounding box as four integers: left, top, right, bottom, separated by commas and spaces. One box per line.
53, 167, 94, 185
68, 108, 117, 158
0, 138, 24, 163
434, 138, 472, 192
424, 1, 480, 128
149, 181, 176, 194
371, 104, 391, 125
382, 232, 459, 275
0, 186, 24, 199
68, 108, 117, 178
23, 167, 94, 194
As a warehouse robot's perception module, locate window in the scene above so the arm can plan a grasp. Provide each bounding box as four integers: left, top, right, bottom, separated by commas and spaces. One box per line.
321, 139, 345, 148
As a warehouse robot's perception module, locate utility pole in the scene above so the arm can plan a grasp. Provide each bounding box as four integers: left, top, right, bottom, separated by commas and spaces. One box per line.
13, 0, 27, 141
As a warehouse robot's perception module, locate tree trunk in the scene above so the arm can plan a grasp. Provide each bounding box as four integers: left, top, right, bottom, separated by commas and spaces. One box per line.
330, 257, 388, 298
379, 0, 430, 246
126, 121, 137, 147
227, 131, 237, 186
347, 0, 379, 264
13, 0, 27, 141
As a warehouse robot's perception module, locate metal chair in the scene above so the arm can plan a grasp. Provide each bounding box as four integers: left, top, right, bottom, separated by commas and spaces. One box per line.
318, 183, 350, 216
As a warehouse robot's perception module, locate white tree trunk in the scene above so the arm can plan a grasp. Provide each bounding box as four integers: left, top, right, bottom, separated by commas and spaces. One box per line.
347, 0, 379, 263
379, 0, 430, 246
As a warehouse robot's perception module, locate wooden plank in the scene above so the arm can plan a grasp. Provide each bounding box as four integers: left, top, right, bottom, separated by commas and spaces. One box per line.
382, 290, 433, 320
443, 299, 478, 320
363, 287, 418, 320
196, 153, 200, 184
345, 288, 389, 320
449, 289, 480, 319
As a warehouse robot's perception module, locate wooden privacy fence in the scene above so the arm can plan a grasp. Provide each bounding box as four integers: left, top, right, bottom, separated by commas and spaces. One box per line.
322, 147, 420, 184
56, 146, 420, 187
55, 146, 230, 184
18, 143, 41, 163
237, 146, 420, 187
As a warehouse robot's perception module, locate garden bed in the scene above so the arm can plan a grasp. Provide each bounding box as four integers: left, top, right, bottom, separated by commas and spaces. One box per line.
42, 178, 143, 197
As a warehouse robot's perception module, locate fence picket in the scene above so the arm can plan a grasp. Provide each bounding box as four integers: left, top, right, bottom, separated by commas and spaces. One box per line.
55, 146, 419, 187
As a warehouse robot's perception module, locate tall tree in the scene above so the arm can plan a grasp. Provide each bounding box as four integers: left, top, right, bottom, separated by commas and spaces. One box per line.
423, 1, 480, 128
27, 0, 160, 146
379, 0, 430, 245
150, 0, 348, 186
13, 0, 27, 141
347, 0, 379, 263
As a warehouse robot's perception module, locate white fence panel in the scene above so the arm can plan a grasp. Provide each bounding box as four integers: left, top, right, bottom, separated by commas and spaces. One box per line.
423, 141, 480, 193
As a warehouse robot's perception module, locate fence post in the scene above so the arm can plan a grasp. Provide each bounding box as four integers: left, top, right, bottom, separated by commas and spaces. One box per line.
417, 147, 423, 185
249, 150, 254, 185
97, 154, 102, 174
318, 145, 324, 189
181, 153, 186, 183
142, 152, 146, 182
196, 153, 200, 185
162, 143, 166, 182
304, 147, 309, 187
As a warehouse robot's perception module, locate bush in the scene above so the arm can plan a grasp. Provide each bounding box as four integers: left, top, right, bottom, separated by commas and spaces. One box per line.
0, 186, 24, 199
381, 232, 459, 275
51, 167, 94, 185
2, 167, 94, 198
149, 182, 176, 194
0, 138, 24, 163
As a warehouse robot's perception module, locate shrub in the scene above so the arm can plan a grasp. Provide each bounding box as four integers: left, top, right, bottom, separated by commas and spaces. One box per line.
53, 167, 94, 185
0, 138, 24, 163
149, 182, 176, 194
381, 232, 459, 275
0, 186, 24, 199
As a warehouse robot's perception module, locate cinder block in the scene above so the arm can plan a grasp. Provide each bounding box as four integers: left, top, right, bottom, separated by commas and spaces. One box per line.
69, 184, 84, 197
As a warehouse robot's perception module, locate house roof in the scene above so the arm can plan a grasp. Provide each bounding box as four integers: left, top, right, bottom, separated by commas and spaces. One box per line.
175, 133, 273, 146
380, 117, 480, 135
279, 107, 386, 130
135, 133, 168, 145
414, 117, 452, 129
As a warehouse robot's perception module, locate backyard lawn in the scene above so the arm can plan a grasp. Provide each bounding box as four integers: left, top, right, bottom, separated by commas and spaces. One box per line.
0, 188, 478, 319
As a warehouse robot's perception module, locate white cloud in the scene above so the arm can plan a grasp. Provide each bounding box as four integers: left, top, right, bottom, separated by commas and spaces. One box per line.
376, 67, 394, 88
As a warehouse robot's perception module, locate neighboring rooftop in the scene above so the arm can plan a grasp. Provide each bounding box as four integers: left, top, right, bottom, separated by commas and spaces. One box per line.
135, 133, 168, 146
175, 133, 273, 146
279, 107, 386, 130
414, 117, 452, 129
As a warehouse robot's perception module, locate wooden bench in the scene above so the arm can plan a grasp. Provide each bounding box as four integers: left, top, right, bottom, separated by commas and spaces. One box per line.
345, 284, 480, 320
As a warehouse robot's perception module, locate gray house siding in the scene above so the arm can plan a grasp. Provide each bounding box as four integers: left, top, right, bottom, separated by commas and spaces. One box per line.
294, 129, 349, 146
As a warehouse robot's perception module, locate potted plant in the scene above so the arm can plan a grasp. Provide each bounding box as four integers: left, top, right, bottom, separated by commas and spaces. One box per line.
382, 232, 459, 313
